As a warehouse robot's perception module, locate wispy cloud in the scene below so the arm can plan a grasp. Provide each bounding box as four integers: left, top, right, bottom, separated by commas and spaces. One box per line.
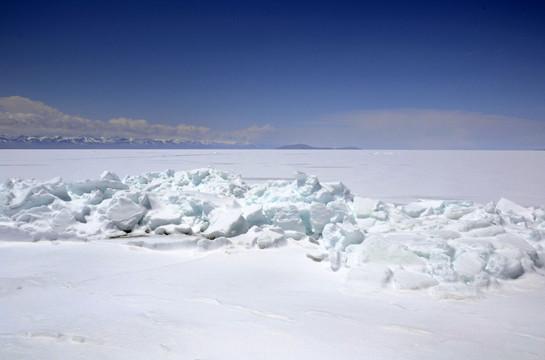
268, 109, 545, 149
0, 96, 274, 144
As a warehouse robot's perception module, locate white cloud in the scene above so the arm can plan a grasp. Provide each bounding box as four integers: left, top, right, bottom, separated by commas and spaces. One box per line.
176, 123, 210, 138
0, 96, 275, 144
0, 96, 108, 136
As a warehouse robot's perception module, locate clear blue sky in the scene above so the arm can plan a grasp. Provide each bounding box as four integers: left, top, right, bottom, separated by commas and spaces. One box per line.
1, 0, 544, 148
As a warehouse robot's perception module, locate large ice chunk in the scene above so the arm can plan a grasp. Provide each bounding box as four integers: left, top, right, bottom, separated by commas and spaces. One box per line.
322, 222, 364, 251
496, 197, 534, 224
204, 206, 249, 239
357, 234, 427, 269
309, 202, 334, 235
353, 196, 380, 218
452, 252, 486, 281
70, 179, 128, 195
265, 203, 306, 233
106, 197, 147, 232
443, 202, 475, 220
242, 204, 268, 227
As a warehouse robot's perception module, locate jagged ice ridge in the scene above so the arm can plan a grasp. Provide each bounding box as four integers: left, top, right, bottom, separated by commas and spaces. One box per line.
1, 168, 544, 298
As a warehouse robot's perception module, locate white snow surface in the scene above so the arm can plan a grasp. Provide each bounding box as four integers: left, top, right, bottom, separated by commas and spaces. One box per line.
1, 150, 545, 359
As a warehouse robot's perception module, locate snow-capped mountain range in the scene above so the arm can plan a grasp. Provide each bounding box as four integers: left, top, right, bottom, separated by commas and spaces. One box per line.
0, 134, 264, 149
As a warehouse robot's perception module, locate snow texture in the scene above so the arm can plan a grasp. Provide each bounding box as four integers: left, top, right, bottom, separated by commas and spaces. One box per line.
1, 168, 544, 296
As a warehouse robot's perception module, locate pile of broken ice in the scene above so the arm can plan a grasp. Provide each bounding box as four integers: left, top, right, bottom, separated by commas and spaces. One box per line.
1, 168, 544, 297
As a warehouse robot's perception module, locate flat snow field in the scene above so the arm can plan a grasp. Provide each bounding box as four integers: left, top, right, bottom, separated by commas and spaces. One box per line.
1, 149, 545, 360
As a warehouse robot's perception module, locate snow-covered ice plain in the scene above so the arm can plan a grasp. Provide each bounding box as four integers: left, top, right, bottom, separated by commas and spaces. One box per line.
1, 149, 545, 359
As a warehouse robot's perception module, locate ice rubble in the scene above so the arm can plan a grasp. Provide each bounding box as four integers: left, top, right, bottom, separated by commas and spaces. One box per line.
1, 168, 544, 297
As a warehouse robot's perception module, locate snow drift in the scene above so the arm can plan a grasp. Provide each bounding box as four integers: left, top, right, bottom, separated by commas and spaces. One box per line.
1, 168, 544, 297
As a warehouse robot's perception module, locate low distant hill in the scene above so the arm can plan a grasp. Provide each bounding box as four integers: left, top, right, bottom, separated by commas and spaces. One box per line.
276, 144, 331, 149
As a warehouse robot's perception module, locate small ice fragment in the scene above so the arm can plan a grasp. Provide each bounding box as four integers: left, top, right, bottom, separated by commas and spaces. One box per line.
306, 250, 328, 262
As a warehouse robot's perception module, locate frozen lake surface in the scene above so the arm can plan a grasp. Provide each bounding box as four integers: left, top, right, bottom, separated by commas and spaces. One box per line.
1, 149, 544, 359
2, 149, 545, 206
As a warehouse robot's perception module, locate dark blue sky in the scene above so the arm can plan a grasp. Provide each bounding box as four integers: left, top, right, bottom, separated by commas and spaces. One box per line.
1, 0, 545, 148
